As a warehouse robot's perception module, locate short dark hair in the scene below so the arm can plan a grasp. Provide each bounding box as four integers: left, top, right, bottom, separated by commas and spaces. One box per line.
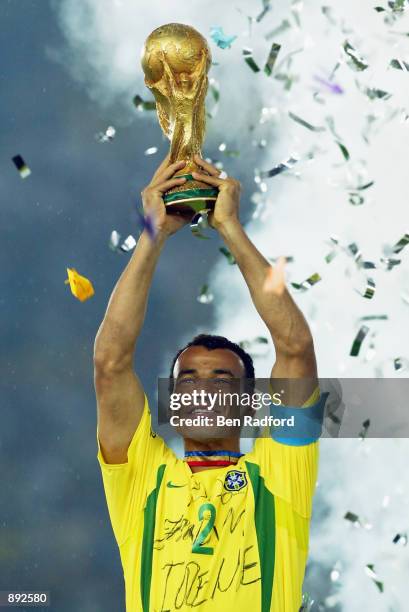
168, 333, 255, 393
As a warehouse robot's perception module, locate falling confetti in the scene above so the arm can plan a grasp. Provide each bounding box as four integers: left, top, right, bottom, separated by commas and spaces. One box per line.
260, 155, 300, 179
380, 257, 401, 270
190, 211, 211, 240
391, 232, 409, 254
238, 336, 270, 356
243, 48, 261, 72
208, 78, 220, 118
359, 418, 371, 440
390, 58, 409, 70
350, 325, 370, 356
349, 192, 364, 206
393, 533, 408, 545
336, 141, 350, 161
210, 26, 237, 49
133, 94, 156, 111
291, 272, 321, 292
265, 19, 291, 39
95, 125, 116, 143
144, 146, 158, 156
299, 593, 315, 611
344, 511, 361, 526
365, 564, 384, 593
264, 42, 281, 76
343, 40, 369, 71
109, 231, 137, 253
219, 246, 236, 264
394, 357, 409, 372
12, 154, 31, 178
322, 5, 338, 25
288, 111, 326, 132
64, 268, 94, 302
362, 85, 392, 100
314, 74, 344, 94
256, 0, 272, 22
354, 277, 376, 299
197, 284, 214, 304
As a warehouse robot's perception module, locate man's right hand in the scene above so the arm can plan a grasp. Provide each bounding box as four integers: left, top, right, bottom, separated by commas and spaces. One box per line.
141, 155, 191, 238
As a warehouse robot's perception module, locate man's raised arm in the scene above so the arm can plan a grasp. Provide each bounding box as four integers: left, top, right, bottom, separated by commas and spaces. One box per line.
192, 155, 317, 406
94, 158, 189, 463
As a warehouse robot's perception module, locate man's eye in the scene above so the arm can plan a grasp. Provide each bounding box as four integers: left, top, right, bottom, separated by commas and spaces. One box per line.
179, 378, 195, 384
214, 378, 231, 384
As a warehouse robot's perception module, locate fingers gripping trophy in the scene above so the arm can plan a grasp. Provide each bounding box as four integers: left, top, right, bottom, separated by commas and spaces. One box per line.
141, 23, 220, 217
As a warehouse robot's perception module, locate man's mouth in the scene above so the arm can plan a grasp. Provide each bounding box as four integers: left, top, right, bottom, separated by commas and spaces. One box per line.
189, 407, 218, 415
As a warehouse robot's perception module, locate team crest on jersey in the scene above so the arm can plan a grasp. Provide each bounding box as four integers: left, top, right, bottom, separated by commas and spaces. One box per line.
224, 470, 247, 492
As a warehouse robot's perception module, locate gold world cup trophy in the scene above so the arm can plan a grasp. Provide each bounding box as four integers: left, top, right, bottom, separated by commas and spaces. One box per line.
141, 23, 219, 216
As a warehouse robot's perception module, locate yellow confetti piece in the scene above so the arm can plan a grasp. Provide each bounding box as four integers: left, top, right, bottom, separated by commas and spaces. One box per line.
64, 268, 95, 302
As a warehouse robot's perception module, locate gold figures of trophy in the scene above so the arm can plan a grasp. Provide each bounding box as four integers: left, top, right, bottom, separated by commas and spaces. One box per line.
141, 23, 219, 215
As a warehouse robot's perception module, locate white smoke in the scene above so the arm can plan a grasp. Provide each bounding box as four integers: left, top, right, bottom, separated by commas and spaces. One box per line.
52, 0, 409, 609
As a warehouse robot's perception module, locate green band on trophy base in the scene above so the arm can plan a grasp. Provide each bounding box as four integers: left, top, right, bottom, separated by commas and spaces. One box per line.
164, 188, 218, 204
164, 173, 219, 210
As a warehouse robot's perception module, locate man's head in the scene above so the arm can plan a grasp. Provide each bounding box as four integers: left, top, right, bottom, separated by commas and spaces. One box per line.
168, 334, 255, 442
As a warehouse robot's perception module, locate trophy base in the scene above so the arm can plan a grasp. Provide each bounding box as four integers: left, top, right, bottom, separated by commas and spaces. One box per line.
163, 187, 218, 216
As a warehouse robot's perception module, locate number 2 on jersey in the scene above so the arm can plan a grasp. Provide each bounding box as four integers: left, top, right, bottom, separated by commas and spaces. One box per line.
192, 503, 216, 555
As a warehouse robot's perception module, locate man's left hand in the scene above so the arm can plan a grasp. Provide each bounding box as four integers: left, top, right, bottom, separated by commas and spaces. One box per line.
192, 155, 241, 230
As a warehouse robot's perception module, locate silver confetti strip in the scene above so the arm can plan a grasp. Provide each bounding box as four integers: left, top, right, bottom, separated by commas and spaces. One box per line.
299, 593, 315, 611
260, 155, 300, 179
359, 418, 371, 439
393, 532, 408, 546
391, 232, 409, 253
109, 230, 137, 253
119, 235, 137, 252
265, 19, 291, 40
365, 564, 384, 593
344, 511, 361, 525
363, 86, 392, 100
390, 58, 409, 70
288, 111, 326, 132
350, 325, 370, 356
197, 284, 214, 304
291, 272, 322, 292
133, 94, 156, 110
343, 40, 369, 71
96, 125, 116, 143
256, 0, 272, 23
190, 211, 211, 240
264, 42, 281, 76
380, 257, 401, 270
109, 230, 121, 251
238, 336, 270, 356
12, 154, 31, 178
243, 48, 261, 72
144, 147, 158, 156
219, 247, 236, 264
349, 192, 365, 206
394, 357, 409, 372
354, 277, 376, 299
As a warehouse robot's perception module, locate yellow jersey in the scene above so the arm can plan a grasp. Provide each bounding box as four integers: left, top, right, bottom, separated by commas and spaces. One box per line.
97, 388, 328, 612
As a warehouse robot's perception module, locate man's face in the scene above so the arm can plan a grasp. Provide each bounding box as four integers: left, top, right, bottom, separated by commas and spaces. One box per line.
170, 346, 247, 441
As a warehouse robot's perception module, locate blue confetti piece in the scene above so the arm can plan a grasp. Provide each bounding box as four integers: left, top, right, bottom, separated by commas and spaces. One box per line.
210, 26, 237, 50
